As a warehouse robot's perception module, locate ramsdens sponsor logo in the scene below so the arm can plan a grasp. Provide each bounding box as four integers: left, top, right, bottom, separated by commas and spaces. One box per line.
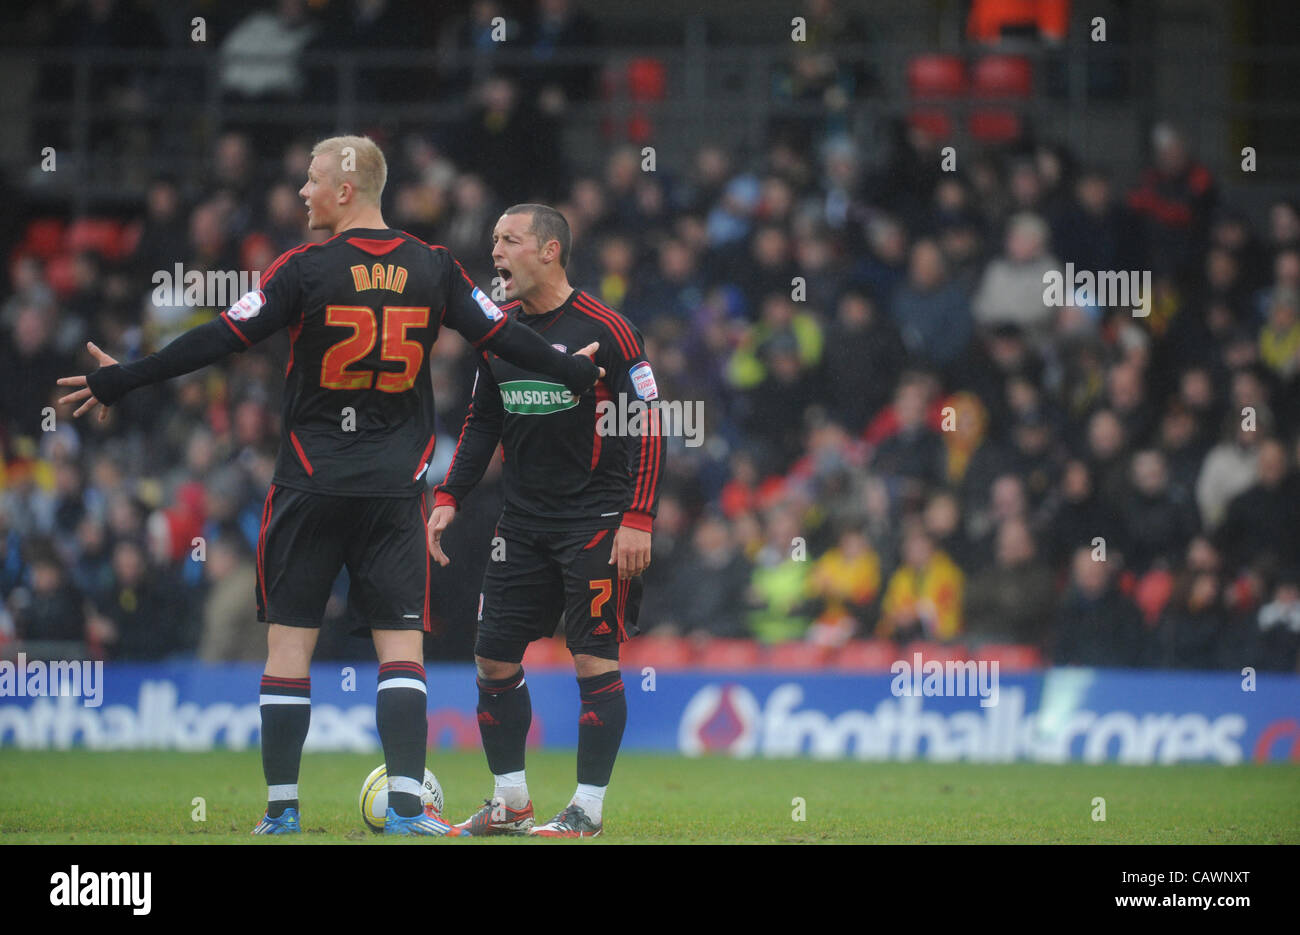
499, 380, 577, 415
678, 683, 1249, 763
0, 653, 102, 707
50, 866, 151, 915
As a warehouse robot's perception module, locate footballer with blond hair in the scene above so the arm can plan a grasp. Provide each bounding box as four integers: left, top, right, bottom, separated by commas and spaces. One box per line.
59, 136, 603, 836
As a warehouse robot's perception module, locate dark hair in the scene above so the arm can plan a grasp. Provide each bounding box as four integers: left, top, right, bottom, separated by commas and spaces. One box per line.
504, 203, 571, 267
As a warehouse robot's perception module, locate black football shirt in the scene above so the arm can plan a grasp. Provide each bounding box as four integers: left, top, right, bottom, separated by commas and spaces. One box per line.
219, 230, 532, 497
435, 289, 664, 532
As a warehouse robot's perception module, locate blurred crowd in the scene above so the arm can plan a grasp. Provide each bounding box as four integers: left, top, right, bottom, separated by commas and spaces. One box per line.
2, 1, 1299, 672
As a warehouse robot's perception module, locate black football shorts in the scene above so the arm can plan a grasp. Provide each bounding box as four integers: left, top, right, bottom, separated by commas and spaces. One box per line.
475, 523, 643, 663
255, 485, 431, 632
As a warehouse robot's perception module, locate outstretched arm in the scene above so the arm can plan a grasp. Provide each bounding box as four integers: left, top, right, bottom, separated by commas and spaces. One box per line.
59, 315, 249, 416
58, 246, 304, 416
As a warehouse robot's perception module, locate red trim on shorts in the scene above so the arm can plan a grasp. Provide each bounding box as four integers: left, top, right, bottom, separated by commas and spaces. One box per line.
257, 484, 277, 612
419, 491, 431, 632
616, 576, 629, 641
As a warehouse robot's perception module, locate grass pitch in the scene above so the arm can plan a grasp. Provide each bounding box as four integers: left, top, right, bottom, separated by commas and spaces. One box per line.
1, 750, 1296, 844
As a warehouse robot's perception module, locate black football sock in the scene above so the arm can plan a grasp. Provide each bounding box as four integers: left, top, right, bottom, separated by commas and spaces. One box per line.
576, 670, 627, 787
259, 674, 311, 818
376, 661, 428, 818
476, 668, 531, 776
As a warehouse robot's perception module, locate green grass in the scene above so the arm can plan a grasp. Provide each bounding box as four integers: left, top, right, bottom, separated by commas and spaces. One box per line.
1, 751, 1296, 843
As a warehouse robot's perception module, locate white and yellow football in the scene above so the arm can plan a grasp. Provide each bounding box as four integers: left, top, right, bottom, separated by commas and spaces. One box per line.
358, 764, 444, 832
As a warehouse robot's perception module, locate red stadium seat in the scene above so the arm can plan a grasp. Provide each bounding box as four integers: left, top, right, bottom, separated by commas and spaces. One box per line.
64, 218, 124, 259
832, 640, 897, 672
974, 643, 1044, 671
968, 0, 1069, 44
972, 55, 1032, 98
765, 642, 831, 670
621, 635, 694, 670
695, 638, 763, 670
626, 58, 667, 101
1134, 567, 1175, 625
43, 253, 78, 298
521, 636, 569, 669
903, 641, 971, 664
907, 54, 968, 98
909, 109, 955, 139
23, 219, 65, 260
969, 109, 1022, 142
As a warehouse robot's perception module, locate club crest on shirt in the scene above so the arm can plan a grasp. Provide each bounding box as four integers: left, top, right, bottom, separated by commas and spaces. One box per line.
472, 287, 504, 322
630, 361, 658, 400
227, 290, 265, 321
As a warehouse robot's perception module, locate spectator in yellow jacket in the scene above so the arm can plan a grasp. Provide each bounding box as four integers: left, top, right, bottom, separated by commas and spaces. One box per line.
877, 523, 965, 642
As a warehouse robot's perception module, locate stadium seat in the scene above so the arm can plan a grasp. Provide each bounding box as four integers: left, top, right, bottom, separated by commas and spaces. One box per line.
968, 55, 1031, 142
43, 253, 79, 298
972, 55, 1032, 98
64, 218, 124, 260
973, 643, 1044, 671
906, 54, 966, 141
967, 0, 1069, 44
766, 641, 832, 670
695, 638, 763, 670
621, 634, 695, 670
22, 218, 65, 260
521, 636, 569, 669
832, 640, 897, 672
909, 109, 955, 139
968, 109, 1022, 142
1134, 568, 1175, 625
626, 58, 667, 102
902, 641, 971, 664
907, 54, 968, 98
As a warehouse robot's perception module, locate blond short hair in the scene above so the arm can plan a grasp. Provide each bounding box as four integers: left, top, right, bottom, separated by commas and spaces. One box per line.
311, 135, 387, 203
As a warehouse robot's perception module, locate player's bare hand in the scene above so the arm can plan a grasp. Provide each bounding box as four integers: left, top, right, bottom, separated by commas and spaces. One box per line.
574, 342, 605, 379
427, 504, 456, 566
609, 525, 651, 579
56, 341, 117, 421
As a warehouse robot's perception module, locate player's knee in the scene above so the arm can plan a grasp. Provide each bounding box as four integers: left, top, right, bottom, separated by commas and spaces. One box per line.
475, 656, 521, 681
572, 653, 619, 679
265, 623, 316, 677
372, 627, 424, 664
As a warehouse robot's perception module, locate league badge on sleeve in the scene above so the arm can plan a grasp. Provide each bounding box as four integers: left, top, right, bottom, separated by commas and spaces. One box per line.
472, 287, 504, 322
630, 361, 659, 400
227, 290, 266, 321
